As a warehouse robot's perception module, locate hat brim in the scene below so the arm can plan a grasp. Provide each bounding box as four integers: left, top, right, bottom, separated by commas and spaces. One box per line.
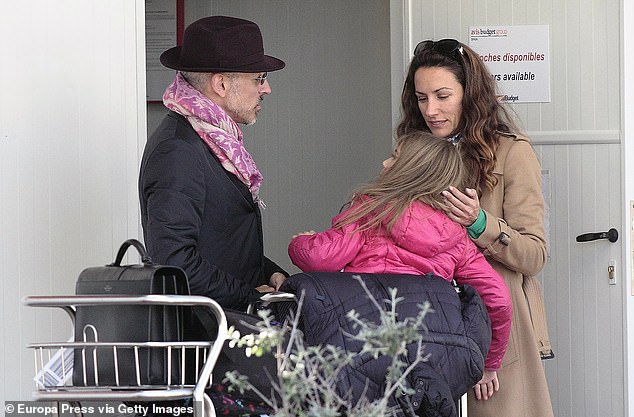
159, 46, 286, 73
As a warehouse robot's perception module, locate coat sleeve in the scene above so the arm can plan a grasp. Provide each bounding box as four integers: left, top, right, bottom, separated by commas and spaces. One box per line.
288, 212, 365, 272
141, 139, 260, 308
455, 241, 512, 371
473, 139, 548, 277
264, 256, 289, 280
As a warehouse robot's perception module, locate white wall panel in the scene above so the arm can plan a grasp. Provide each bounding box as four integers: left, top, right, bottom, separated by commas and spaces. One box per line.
400, 0, 620, 134
625, 1, 634, 412
0, 0, 146, 401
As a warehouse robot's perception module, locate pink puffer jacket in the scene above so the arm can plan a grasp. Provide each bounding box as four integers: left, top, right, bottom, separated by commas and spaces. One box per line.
288, 201, 512, 371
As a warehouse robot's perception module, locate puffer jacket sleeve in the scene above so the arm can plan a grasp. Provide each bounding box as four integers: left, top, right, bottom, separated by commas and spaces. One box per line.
454, 240, 512, 371
288, 210, 365, 272
473, 138, 548, 277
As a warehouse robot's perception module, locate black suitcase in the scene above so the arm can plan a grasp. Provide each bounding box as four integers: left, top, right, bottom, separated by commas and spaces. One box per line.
73, 239, 191, 386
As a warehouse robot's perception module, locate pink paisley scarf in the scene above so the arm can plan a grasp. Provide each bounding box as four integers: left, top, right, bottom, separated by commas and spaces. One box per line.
163, 73, 264, 206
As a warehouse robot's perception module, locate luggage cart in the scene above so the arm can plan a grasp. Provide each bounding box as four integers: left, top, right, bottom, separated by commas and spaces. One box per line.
458, 393, 468, 416
26, 293, 468, 416
24, 294, 227, 417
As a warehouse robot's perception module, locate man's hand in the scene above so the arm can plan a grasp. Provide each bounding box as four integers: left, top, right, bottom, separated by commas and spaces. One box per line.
255, 284, 275, 293
269, 272, 287, 290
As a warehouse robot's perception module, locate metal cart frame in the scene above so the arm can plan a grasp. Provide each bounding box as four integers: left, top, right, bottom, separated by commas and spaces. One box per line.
24, 292, 467, 416
24, 294, 227, 417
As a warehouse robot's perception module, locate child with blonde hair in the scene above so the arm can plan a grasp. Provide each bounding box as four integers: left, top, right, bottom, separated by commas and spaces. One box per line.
289, 131, 512, 400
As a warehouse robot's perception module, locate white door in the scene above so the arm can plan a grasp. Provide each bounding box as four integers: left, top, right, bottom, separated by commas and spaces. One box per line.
536, 142, 625, 417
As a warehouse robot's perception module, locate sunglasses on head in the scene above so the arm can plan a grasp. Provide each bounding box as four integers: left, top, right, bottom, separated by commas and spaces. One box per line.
414, 38, 464, 58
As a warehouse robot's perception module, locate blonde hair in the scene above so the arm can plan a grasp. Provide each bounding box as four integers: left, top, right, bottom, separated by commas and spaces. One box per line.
335, 131, 466, 232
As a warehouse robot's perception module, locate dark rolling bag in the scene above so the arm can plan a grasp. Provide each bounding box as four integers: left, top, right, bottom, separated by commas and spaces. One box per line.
72, 239, 191, 386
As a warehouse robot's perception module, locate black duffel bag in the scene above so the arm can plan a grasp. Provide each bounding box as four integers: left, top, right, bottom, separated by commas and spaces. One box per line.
73, 238, 190, 386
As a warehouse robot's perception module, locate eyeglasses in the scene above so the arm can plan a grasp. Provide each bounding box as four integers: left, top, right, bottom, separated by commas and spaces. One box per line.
254, 72, 268, 86
414, 39, 464, 58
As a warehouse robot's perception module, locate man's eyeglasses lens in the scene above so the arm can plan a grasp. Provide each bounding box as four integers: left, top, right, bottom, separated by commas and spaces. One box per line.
255, 73, 268, 85
414, 39, 463, 57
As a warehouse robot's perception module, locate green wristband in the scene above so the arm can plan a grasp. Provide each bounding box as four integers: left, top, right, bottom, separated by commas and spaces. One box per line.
467, 209, 486, 239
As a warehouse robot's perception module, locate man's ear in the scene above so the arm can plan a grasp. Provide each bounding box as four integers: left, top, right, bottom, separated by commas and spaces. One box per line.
208, 73, 230, 98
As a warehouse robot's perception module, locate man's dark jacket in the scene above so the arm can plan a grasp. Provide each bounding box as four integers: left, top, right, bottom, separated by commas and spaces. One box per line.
281, 272, 491, 417
139, 111, 286, 310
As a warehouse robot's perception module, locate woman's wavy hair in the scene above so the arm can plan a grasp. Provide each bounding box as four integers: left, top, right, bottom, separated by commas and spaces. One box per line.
396, 40, 521, 193
334, 131, 466, 233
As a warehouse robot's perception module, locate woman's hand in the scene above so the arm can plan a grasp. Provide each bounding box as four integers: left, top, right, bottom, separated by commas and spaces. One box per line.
442, 186, 481, 227
473, 370, 500, 400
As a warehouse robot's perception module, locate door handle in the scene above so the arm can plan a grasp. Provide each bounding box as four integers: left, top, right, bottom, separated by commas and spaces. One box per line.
575, 228, 619, 243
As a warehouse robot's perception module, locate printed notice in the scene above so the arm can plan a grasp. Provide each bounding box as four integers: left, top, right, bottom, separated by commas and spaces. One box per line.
146, 0, 178, 101
469, 25, 550, 103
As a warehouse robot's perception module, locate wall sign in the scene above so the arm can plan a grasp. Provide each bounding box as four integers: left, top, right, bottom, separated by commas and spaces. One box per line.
145, 0, 184, 102
468, 25, 550, 103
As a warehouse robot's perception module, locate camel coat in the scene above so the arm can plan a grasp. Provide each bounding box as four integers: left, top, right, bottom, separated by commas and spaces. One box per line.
466, 134, 554, 417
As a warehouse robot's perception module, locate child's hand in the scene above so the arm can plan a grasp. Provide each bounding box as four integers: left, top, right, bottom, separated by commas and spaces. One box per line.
292, 230, 316, 239
473, 370, 499, 400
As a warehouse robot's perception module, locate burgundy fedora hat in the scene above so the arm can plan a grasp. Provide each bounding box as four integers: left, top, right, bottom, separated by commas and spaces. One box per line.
160, 15, 285, 73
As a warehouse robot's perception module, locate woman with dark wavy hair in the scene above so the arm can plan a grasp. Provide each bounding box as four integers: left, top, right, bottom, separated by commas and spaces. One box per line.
397, 39, 553, 417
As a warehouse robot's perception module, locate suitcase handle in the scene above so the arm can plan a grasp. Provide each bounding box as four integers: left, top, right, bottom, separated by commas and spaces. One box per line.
109, 239, 153, 266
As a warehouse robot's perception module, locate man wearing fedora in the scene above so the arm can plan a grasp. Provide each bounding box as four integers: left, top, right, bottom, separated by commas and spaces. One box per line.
139, 15, 288, 311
